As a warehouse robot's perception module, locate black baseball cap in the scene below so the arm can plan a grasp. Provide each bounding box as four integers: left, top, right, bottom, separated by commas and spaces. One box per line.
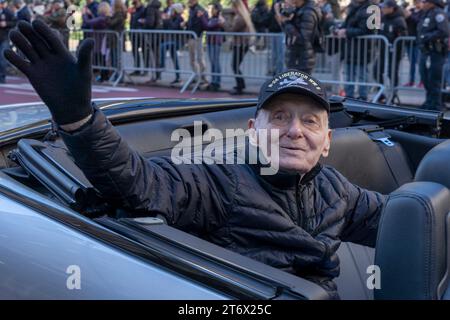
380, 0, 398, 8
420, 0, 445, 7
256, 70, 330, 113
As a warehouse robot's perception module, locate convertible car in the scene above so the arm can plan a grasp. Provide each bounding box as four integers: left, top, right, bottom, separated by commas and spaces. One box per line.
1, 97, 450, 300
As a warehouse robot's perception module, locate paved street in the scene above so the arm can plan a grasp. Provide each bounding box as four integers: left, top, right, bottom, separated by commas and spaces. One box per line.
0, 72, 441, 109
0, 75, 257, 106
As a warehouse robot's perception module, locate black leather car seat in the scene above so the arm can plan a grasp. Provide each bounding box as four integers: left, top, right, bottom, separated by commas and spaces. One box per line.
374, 182, 450, 299
415, 139, 450, 190
321, 127, 413, 194
334, 136, 450, 300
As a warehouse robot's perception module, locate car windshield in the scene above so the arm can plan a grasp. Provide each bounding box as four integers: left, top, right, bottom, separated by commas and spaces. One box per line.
0, 98, 158, 134
0, 103, 51, 133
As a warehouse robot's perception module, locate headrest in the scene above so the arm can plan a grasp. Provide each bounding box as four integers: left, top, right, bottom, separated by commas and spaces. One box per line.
415, 140, 450, 190
375, 182, 450, 299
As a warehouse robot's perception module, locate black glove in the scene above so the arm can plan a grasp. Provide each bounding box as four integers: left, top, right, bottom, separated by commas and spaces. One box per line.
4, 20, 95, 125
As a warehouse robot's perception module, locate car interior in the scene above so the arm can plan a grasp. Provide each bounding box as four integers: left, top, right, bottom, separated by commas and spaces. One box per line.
1, 98, 450, 299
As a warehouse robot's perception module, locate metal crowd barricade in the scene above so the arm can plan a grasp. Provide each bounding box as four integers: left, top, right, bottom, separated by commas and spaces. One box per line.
68, 29, 122, 86
121, 29, 198, 92
198, 31, 285, 93
390, 36, 448, 105
315, 35, 390, 103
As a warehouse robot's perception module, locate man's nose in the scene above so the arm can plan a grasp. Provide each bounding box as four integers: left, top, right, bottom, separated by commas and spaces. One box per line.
286, 118, 304, 139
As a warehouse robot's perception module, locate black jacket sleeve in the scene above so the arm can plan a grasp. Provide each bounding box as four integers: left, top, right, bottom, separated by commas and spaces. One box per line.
345, 7, 372, 38
294, 8, 317, 46
329, 168, 387, 247
58, 107, 235, 234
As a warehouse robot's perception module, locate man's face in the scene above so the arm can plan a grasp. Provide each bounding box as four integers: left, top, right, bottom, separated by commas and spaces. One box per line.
421, 0, 434, 10
248, 93, 332, 174
381, 6, 394, 15
188, 0, 197, 7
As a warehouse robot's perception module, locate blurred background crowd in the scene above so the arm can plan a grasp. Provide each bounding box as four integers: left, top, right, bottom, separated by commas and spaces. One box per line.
0, 0, 449, 107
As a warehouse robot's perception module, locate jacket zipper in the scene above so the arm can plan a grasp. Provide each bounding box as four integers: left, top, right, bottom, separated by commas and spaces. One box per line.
296, 183, 305, 229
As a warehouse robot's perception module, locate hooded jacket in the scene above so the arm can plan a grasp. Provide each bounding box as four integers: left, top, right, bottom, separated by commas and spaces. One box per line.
59, 107, 387, 299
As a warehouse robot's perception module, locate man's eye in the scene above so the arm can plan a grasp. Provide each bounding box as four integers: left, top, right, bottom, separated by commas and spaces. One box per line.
303, 117, 320, 127
273, 113, 288, 121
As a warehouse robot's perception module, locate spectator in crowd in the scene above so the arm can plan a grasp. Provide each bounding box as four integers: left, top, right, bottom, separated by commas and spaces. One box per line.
83, 0, 112, 82
319, 0, 337, 33
267, 0, 284, 75
13, 0, 31, 22
0, 0, 16, 83
139, 0, 162, 82
279, 0, 322, 74
405, 0, 423, 84
31, 0, 46, 21
109, 0, 127, 33
162, 0, 174, 14
336, 0, 374, 101
108, 0, 127, 79
417, 0, 449, 110
200, 2, 225, 91
82, 0, 99, 28
44, 0, 69, 47
405, 0, 424, 87
129, 0, 146, 75
160, 2, 184, 85
229, 0, 255, 95
327, 0, 341, 19
374, 0, 407, 103
45, 0, 66, 29
251, 0, 270, 33
185, 0, 208, 85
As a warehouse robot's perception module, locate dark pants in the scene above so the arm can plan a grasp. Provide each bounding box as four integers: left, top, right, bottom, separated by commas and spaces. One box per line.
160, 41, 180, 80
231, 44, 249, 90
131, 32, 145, 68
419, 50, 446, 109
373, 48, 402, 88
93, 52, 109, 81
409, 44, 420, 84
144, 34, 161, 75
285, 45, 313, 75
207, 43, 222, 86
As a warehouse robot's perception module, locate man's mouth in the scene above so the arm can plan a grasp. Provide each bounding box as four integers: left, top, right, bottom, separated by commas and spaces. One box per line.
280, 146, 307, 151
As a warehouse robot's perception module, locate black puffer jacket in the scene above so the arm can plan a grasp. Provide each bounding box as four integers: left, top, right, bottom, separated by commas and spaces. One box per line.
284, 0, 322, 72
251, 1, 271, 33
380, 7, 408, 44
143, 0, 162, 29
340, 0, 375, 63
59, 107, 387, 299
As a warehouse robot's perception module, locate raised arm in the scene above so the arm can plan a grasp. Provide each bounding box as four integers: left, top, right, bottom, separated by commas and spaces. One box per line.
4, 20, 233, 233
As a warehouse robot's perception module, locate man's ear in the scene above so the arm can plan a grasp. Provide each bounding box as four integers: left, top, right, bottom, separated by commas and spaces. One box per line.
248, 118, 256, 130
321, 129, 332, 158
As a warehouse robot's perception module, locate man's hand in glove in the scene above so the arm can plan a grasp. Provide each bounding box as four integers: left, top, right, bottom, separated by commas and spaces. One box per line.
3, 20, 95, 125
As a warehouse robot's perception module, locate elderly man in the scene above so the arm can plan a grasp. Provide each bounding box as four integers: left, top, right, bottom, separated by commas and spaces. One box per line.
4, 20, 387, 299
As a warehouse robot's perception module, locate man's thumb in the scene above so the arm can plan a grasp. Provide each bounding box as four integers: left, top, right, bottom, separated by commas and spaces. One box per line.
77, 38, 95, 72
